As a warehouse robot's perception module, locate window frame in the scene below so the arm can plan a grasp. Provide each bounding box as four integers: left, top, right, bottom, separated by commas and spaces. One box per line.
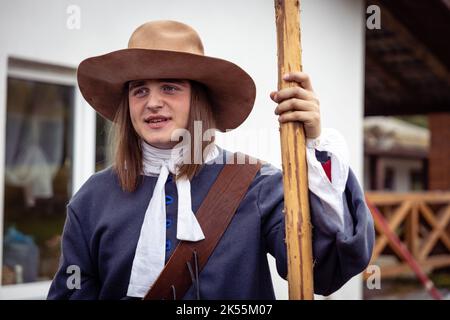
0, 57, 96, 299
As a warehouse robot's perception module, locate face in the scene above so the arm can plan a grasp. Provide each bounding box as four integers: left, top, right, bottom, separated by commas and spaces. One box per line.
128, 79, 191, 149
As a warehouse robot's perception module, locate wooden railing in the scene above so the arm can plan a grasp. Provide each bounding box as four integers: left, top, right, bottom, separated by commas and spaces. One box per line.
364, 192, 450, 279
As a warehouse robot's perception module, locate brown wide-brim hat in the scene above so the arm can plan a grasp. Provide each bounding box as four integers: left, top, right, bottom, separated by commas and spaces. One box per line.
77, 20, 256, 132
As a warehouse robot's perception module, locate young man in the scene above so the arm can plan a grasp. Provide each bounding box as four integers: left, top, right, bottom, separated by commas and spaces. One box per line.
48, 20, 374, 300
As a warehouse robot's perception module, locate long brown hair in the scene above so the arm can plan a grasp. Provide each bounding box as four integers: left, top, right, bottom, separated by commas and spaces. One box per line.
110, 80, 216, 193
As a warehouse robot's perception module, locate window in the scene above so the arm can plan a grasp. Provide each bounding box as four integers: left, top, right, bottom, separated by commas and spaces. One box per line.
383, 167, 395, 190
2, 60, 75, 288
410, 169, 424, 191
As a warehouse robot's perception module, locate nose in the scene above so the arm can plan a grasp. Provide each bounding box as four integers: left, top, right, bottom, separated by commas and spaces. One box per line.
145, 90, 164, 111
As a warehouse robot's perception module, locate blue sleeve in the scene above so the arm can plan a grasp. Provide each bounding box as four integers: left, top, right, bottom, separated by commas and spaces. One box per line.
47, 205, 100, 299
309, 168, 375, 295
259, 165, 375, 296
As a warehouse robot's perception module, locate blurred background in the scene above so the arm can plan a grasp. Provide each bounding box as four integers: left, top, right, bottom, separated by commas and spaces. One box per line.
0, 0, 448, 299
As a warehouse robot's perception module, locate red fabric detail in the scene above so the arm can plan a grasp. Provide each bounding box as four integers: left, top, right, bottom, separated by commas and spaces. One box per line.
321, 159, 332, 182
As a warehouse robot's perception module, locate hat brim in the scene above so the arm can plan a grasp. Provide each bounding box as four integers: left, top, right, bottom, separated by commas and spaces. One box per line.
77, 49, 256, 132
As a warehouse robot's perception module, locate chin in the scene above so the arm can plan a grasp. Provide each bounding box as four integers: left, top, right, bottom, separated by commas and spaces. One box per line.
144, 138, 173, 149
140, 126, 185, 149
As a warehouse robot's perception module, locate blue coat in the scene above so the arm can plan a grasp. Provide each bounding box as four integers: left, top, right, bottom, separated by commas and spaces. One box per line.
47, 147, 374, 299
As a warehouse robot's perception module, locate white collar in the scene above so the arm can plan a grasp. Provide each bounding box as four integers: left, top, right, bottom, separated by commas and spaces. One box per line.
127, 140, 219, 297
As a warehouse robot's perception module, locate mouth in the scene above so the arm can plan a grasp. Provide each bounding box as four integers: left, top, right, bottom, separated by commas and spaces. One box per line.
144, 115, 172, 129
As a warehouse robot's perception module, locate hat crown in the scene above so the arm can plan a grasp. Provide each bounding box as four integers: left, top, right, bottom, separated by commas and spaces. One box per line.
127, 20, 205, 56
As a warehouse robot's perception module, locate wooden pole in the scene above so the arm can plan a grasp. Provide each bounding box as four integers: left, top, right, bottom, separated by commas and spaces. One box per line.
274, 0, 314, 300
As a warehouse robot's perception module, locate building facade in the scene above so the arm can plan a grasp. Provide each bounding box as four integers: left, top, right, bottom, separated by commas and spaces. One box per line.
0, 0, 366, 299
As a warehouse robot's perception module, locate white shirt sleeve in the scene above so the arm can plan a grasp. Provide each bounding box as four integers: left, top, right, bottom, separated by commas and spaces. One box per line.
306, 128, 350, 228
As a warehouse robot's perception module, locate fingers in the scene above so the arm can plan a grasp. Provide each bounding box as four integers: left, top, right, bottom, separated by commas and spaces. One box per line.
270, 86, 317, 104
270, 91, 277, 101
270, 71, 321, 139
274, 99, 317, 115
278, 110, 321, 138
278, 110, 319, 124
283, 71, 314, 91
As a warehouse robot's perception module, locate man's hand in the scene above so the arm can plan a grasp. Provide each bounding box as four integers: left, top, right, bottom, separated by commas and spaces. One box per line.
270, 71, 321, 139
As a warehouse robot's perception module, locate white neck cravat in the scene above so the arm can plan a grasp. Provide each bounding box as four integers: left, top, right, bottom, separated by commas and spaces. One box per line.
127, 141, 219, 297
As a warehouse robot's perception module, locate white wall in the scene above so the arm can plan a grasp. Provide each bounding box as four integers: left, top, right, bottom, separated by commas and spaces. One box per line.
0, 0, 366, 299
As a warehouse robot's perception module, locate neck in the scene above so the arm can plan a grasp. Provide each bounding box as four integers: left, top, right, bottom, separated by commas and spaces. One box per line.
141, 140, 185, 160
141, 139, 219, 172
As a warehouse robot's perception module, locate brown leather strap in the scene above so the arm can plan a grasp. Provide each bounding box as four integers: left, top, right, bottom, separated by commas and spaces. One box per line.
143, 153, 262, 300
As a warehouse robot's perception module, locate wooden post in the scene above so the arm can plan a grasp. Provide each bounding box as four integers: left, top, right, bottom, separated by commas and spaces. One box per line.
274, 0, 314, 299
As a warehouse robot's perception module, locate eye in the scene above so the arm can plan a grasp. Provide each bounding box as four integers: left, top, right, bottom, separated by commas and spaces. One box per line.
132, 87, 149, 98
161, 84, 180, 94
